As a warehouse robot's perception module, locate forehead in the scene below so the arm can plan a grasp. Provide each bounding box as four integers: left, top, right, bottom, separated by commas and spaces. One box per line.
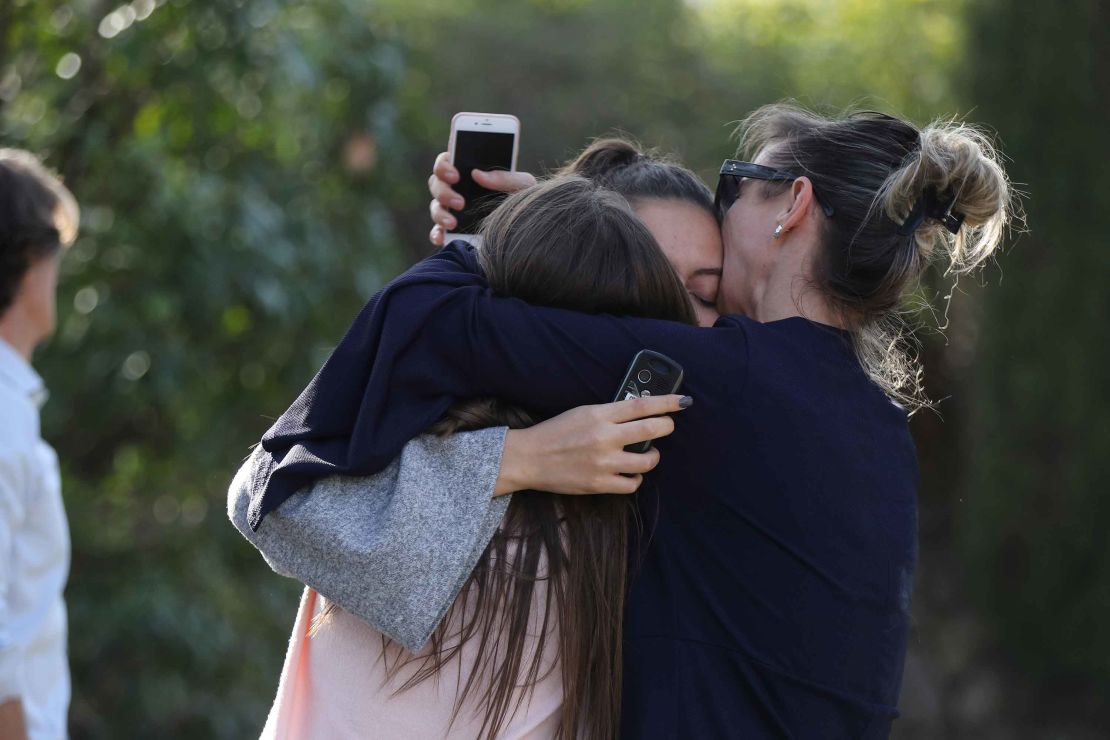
634, 199, 719, 238
633, 198, 722, 268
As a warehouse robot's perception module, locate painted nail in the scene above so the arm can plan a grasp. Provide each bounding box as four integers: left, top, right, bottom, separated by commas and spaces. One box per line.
678, 396, 694, 409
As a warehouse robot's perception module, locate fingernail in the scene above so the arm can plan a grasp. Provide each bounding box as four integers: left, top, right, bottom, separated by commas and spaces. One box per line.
679, 396, 693, 409
451, 199, 464, 209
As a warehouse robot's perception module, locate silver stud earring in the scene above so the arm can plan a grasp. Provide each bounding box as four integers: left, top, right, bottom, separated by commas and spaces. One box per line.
772, 224, 784, 239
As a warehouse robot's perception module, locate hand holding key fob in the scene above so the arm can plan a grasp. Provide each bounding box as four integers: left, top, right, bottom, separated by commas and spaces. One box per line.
614, 350, 685, 454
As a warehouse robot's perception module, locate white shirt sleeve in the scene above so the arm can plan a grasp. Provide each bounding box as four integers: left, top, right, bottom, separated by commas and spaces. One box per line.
0, 448, 28, 702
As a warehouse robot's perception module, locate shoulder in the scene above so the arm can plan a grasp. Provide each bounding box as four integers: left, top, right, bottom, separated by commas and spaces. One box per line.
709, 313, 756, 343
0, 414, 37, 502
0, 384, 38, 453
713, 313, 752, 329
387, 243, 485, 296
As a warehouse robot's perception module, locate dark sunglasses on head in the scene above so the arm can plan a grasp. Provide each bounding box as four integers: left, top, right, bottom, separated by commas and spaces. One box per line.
714, 160, 836, 221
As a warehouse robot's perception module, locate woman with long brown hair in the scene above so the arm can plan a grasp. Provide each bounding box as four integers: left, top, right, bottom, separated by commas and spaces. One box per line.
239, 174, 704, 738
232, 136, 723, 739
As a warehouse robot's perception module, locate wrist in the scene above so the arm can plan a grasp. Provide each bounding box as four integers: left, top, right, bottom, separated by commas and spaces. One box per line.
494, 428, 534, 497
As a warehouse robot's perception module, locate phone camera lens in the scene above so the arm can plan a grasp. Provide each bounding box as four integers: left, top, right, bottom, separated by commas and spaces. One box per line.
637, 369, 652, 383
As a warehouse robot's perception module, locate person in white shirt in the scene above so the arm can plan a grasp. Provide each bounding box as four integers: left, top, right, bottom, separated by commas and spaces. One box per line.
0, 150, 78, 740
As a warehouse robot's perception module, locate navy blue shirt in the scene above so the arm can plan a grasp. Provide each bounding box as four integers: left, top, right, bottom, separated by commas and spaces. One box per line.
259, 243, 918, 738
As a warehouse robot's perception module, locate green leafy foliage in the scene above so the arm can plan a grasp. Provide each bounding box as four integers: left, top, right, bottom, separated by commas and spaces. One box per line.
3, 0, 408, 735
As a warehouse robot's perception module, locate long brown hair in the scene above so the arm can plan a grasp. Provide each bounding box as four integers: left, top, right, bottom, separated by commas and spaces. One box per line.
323, 176, 694, 738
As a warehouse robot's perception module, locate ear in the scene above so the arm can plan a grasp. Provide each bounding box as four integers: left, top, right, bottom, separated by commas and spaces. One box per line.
775, 177, 817, 234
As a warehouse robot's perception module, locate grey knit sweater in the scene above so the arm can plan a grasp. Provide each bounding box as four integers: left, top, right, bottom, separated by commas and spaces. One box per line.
227, 427, 508, 652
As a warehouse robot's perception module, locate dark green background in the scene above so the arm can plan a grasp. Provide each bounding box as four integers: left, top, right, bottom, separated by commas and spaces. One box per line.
1, 0, 1105, 737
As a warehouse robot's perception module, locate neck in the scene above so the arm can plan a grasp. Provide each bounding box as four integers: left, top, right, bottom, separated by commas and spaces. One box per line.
0, 312, 40, 361
746, 249, 845, 328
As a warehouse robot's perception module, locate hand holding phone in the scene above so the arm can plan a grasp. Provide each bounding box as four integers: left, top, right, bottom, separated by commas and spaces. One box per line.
614, 350, 685, 453
496, 392, 690, 497
446, 112, 521, 241
428, 153, 537, 246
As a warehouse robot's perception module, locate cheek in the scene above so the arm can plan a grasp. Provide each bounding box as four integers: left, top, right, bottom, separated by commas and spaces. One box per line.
721, 211, 754, 276
719, 255, 745, 313
26, 260, 59, 324
719, 206, 773, 313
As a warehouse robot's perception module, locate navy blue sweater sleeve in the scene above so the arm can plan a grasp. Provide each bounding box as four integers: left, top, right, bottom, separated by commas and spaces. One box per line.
250, 242, 740, 529
392, 281, 712, 411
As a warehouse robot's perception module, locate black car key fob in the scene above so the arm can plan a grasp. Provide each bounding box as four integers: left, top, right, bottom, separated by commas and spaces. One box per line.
613, 350, 685, 453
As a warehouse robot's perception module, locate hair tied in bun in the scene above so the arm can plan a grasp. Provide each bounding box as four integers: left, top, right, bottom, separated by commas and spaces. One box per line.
896, 187, 966, 236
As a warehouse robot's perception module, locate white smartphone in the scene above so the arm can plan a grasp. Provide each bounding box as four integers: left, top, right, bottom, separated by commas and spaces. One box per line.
446, 112, 521, 243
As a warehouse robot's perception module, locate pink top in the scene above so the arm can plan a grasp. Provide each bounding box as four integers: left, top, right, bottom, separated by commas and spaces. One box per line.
261, 586, 564, 739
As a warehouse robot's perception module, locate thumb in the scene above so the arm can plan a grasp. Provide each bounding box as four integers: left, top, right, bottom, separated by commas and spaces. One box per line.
472, 169, 535, 194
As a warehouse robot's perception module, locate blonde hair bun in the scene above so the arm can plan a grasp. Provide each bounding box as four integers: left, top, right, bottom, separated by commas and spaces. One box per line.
880, 121, 1013, 275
